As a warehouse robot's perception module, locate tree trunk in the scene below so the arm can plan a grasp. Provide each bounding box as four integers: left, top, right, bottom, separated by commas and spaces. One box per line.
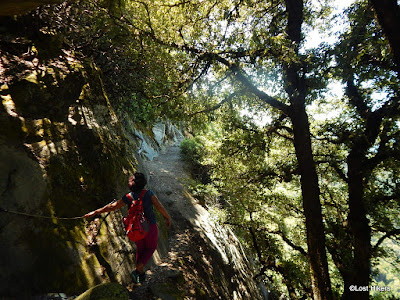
341, 146, 371, 300
369, 0, 400, 74
284, 0, 333, 299
290, 99, 333, 300
224, 1, 333, 297
340, 81, 385, 300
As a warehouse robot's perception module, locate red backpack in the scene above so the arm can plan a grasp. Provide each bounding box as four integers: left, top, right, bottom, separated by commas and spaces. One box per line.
122, 189, 150, 242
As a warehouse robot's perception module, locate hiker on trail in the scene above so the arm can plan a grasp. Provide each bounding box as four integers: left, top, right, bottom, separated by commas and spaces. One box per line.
83, 172, 171, 283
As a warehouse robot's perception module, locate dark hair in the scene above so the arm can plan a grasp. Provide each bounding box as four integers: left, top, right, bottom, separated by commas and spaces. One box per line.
130, 172, 147, 192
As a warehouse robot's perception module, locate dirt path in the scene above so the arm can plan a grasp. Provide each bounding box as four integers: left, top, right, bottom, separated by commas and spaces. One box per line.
127, 144, 209, 299
147, 145, 207, 231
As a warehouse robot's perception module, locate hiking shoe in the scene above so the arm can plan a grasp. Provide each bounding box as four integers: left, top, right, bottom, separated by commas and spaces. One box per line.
139, 272, 146, 283
130, 270, 140, 284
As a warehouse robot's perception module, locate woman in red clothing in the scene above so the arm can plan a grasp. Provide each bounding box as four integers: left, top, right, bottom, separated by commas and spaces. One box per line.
83, 173, 171, 283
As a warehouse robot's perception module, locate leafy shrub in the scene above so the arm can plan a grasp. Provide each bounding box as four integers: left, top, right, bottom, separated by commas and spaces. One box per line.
180, 137, 205, 165
180, 137, 211, 184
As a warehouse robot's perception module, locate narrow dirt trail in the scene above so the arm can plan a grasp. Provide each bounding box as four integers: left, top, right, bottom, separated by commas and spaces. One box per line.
127, 144, 211, 299
146, 145, 207, 231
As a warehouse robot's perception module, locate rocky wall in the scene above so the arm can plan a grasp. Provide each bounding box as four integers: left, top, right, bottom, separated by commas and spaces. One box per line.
0, 28, 140, 296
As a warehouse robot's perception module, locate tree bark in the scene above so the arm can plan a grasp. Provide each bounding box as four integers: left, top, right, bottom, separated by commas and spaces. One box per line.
283, 1, 333, 299
341, 147, 371, 300
290, 98, 333, 300
369, 0, 400, 74
340, 80, 387, 300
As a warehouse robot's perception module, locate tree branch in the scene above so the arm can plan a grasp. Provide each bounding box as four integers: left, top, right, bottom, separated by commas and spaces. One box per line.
372, 228, 400, 252
273, 230, 308, 257
189, 92, 236, 116
209, 55, 291, 115
102, 5, 292, 117
333, 163, 348, 183
346, 77, 370, 119
263, 114, 294, 140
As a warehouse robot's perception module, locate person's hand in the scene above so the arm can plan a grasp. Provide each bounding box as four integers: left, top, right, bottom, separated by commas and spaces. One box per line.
83, 210, 97, 218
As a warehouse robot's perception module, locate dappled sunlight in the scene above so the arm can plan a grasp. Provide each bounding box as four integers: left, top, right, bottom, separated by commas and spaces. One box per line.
1, 93, 18, 117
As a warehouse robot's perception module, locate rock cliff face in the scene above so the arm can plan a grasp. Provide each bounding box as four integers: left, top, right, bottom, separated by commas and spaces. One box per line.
0, 13, 263, 300
0, 25, 139, 296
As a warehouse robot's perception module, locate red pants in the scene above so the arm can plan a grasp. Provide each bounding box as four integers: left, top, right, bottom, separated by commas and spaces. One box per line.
135, 223, 158, 266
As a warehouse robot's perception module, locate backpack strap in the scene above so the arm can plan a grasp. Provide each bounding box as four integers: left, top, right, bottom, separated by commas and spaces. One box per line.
126, 189, 147, 206
138, 189, 147, 201
126, 193, 134, 202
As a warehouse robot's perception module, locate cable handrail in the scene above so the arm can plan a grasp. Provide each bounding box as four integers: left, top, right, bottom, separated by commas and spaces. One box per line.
0, 206, 84, 220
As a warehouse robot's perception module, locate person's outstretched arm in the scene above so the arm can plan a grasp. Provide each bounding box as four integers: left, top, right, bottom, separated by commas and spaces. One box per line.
151, 195, 171, 228
83, 199, 125, 218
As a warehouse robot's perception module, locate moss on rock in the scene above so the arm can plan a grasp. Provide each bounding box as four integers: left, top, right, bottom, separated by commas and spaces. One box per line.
149, 282, 186, 300
75, 282, 129, 300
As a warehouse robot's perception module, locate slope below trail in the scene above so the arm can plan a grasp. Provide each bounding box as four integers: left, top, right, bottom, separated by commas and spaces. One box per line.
127, 144, 262, 299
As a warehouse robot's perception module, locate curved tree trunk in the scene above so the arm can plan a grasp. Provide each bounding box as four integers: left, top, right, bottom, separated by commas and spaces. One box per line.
284, 1, 333, 299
